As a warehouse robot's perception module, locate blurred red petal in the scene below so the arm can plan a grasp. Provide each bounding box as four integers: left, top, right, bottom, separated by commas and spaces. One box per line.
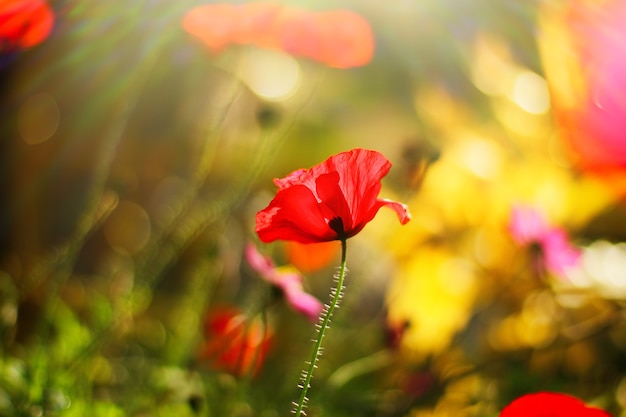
199, 306, 273, 376
0, 0, 54, 49
182, 4, 240, 52
231, 2, 282, 49
277, 9, 324, 62
315, 10, 375, 68
284, 240, 339, 273
277, 8, 374, 68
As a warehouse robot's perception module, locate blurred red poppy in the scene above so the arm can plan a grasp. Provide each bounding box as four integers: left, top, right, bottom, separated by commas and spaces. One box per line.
231, 2, 282, 49
0, 0, 54, 51
198, 306, 272, 377
182, 4, 238, 52
255, 148, 411, 244
182, 3, 281, 53
500, 392, 611, 417
276, 8, 374, 68
182, 2, 374, 68
542, 0, 626, 193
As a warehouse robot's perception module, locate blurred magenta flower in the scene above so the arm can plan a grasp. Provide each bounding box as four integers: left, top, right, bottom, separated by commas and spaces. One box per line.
182, 2, 374, 68
245, 244, 323, 322
0, 0, 54, 52
543, 0, 626, 193
198, 306, 273, 377
509, 205, 581, 277
500, 392, 611, 417
255, 148, 411, 244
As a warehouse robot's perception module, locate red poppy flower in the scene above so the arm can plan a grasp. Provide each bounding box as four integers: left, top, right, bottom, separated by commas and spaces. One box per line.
198, 306, 273, 377
0, 0, 54, 51
500, 392, 611, 417
255, 148, 411, 244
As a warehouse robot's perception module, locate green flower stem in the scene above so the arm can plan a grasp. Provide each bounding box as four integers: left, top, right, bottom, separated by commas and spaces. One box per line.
294, 239, 347, 417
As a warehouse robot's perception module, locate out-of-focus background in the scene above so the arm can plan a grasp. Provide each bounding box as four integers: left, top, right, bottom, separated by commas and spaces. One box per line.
2, 0, 626, 416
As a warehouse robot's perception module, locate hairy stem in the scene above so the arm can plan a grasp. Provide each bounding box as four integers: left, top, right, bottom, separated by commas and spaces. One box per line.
293, 239, 347, 416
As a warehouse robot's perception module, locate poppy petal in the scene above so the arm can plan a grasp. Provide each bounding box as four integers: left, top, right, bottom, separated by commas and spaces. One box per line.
314, 10, 374, 68
328, 149, 392, 229
276, 8, 322, 61
376, 199, 412, 225
276, 8, 374, 68
231, 2, 282, 48
256, 184, 336, 243
315, 171, 353, 233
182, 4, 239, 52
274, 169, 309, 189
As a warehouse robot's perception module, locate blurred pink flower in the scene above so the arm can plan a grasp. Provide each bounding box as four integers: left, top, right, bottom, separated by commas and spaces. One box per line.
245, 244, 323, 322
509, 205, 581, 277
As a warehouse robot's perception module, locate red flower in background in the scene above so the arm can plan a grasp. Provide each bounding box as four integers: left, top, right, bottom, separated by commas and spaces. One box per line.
541, 0, 626, 194
182, 2, 374, 68
182, 3, 281, 53
245, 244, 323, 322
0, 0, 54, 52
255, 148, 411, 244
198, 307, 272, 377
275, 8, 374, 68
500, 392, 611, 417
509, 205, 581, 278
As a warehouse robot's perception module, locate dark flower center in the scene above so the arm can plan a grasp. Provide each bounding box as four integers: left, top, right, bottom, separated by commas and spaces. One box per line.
529, 240, 543, 254
328, 216, 346, 240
